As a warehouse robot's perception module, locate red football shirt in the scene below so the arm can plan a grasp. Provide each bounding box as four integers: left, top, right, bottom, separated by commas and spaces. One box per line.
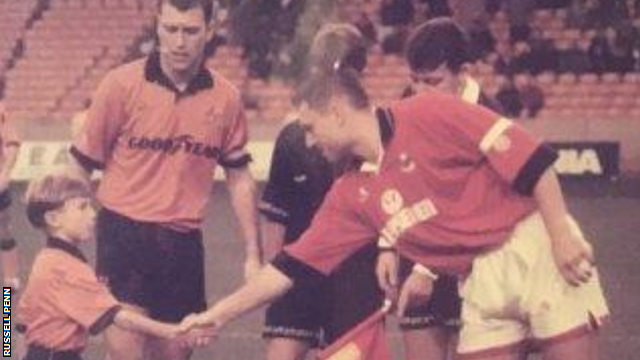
284, 91, 556, 275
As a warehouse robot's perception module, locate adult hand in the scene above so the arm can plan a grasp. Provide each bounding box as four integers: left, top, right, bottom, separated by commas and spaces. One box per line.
551, 232, 594, 286
178, 313, 207, 333
375, 251, 398, 299
396, 271, 434, 317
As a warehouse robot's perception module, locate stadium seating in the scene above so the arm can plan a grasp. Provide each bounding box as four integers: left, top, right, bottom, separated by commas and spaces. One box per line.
2, 0, 640, 127
3, 0, 155, 122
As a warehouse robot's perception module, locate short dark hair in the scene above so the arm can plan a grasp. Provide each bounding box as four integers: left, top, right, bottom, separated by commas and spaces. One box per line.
406, 17, 469, 73
308, 23, 368, 75
297, 68, 369, 112
159, 0, 214, 24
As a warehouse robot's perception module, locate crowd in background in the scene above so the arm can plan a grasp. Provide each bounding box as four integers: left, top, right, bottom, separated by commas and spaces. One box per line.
123, 0, 640, 119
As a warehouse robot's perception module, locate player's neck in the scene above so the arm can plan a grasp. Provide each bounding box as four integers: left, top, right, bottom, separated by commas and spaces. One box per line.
352, 110, 383, 165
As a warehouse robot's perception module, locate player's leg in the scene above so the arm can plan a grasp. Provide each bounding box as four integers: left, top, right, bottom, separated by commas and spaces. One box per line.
266, 338, 312, 360
145, 226, 207, 360
95, 208, 156, 360
455, 232, 530, 360
398, 258, 461, 360
526, 215, 608, 360
403, 328, 448, 360
323, 243, 384, 345
147, 337, 193, 360
104, 303, 148, 360
541, 331, 598, 360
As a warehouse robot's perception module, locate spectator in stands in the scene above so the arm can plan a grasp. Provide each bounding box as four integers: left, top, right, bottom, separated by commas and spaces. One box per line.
511, 41, 534, 73
378, 0, 414, 55
515, 73, 545, 118
566, 0, 590, 29
586, 0, 629, 28
379, 0, 415, 27
450, 0, 495, 60
537, 0, 572, 8
423, 0, 453, 17
449, 0, 488, 32
354, 11, 378, 47
493, 42, 517, 76
495, 75, 523, 117
69, 1, 261, 360
558, 39, 592, 74
466, 25, 497, 60
609, 24, 636, 73
504, 0, 535, 43
381, 27, 410, 55
231, 0, 279, 78
485, 0, 503, 15
0, 78, 21, 292
527, 27, 560, 74
588, 27, 613, 73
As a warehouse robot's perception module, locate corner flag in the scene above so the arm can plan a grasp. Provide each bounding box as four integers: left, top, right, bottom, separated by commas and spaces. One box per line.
317, 300, 392, 360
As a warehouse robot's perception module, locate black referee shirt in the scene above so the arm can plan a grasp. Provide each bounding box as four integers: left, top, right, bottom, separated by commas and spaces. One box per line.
259, 121, 335, 244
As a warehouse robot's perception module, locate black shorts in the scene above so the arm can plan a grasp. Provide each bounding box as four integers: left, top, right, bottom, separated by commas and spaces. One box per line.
24, 345, 83, 360
398, 257, 461, 330
0, 188, 11, 211
96, 208, 207, 322
264, 243, 384, 347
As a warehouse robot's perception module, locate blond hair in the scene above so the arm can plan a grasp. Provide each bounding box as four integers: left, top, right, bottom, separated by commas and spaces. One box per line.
25, 170, 92, 229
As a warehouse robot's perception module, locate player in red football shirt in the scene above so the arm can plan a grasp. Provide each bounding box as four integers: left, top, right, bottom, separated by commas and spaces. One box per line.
182, 69, 608, 360
378, 17, 505, 360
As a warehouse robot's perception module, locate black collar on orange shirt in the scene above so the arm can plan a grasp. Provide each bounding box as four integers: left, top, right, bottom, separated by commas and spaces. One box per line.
46, 237, 87, 263
144, 51, 214, 95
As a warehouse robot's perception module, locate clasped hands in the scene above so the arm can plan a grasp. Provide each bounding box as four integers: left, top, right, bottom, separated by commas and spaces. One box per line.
166, 313, 217, 349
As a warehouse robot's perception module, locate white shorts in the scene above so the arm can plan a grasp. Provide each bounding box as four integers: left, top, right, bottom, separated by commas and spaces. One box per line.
457, 212, 609, 358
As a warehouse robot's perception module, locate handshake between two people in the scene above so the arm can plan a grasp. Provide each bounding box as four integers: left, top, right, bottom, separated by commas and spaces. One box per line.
169, 313, 218, 349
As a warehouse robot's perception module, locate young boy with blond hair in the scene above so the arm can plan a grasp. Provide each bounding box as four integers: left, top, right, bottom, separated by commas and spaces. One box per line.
17, 170, 185, 360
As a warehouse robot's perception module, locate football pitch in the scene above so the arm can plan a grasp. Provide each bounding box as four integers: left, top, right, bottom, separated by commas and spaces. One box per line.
4, 179, 640, 360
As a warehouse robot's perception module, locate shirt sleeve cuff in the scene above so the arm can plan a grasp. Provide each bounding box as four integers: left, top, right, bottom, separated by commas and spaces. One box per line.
258, 202, 289, 224
70, 146, 104, 172
219, 153, 252, 169
513, 144, 558, 196
271, 251, 327, 285
88, 305, 122, 335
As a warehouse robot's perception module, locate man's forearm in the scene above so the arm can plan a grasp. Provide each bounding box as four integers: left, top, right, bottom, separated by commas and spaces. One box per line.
261, 219, 285, 261
201, 264, 293, 327
114, 310, 175, 339
227, 168, 261, 259
533, 168, 573, 241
